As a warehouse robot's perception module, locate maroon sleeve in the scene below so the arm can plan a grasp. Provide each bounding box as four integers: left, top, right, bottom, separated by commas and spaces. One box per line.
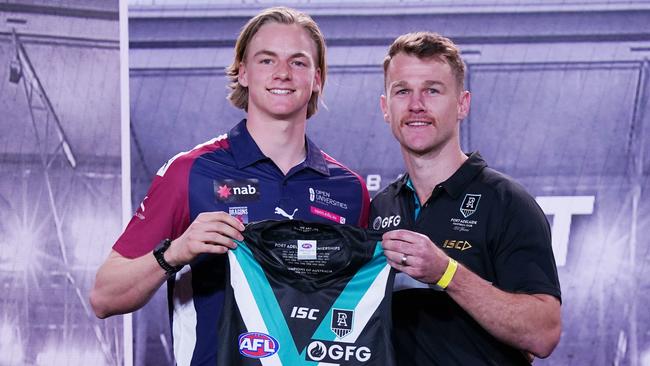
356, 175, 371, 228
113, 154, 192, 259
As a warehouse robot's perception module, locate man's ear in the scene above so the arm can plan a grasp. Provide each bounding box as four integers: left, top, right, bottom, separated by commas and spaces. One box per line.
457, 90, 471, 120
380, 94, 390, 123
312, 68, 322, 93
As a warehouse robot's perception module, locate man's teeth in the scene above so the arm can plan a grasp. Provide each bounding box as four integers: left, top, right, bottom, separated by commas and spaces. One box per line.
269, 89, 292, 95
406, 121, 431, 126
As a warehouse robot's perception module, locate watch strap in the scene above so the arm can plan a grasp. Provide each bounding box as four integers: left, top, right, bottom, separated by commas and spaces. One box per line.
154, 239, 181, 276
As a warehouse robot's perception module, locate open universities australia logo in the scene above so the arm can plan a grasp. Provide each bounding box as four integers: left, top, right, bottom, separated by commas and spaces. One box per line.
331, 309, 353, 338
460, 194, 481, 218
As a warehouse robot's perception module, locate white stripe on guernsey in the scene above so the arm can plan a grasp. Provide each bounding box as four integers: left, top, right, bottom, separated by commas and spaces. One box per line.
228, 251, 283, 366
393, 272, 444, 292
172, 266, 198, 366
337, 263, 392, 344
156, 134, 227, 177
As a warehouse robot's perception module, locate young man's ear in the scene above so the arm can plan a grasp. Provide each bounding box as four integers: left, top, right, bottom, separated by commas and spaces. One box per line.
238, 62, 249, 88
312, 68, 322, 94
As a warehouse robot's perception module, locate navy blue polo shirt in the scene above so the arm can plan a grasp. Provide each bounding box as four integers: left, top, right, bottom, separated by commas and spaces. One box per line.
369, 152, 560, 366
114, 119, 370, 365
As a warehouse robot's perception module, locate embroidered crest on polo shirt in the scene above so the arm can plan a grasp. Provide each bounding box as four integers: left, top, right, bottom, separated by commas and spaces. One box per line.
214, 179, 260, 203
449, 194, 482, 232
460, 194, 481, 218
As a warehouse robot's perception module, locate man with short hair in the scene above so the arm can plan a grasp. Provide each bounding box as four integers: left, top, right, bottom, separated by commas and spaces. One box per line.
370, 32, 561, 365
90, 7, 369, 365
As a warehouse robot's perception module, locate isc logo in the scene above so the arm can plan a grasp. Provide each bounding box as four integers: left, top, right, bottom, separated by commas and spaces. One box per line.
290, 306, 319, 320
238, 332, 279, 359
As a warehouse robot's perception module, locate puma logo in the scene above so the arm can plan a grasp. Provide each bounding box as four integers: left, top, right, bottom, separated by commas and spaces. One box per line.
275, 207, 298, 220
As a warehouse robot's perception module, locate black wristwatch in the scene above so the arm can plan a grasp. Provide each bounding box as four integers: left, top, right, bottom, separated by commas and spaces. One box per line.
154, 238, 182, 276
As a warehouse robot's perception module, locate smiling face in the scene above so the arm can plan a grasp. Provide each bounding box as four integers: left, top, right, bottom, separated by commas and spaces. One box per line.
237, 22, 321, 123
380, 52, 470, 157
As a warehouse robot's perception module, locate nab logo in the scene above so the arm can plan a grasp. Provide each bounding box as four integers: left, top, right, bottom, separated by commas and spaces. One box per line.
214, 179, 260, 203
290, 306, 319, 320
372, 215, 401, 230
238, 332, 279, 359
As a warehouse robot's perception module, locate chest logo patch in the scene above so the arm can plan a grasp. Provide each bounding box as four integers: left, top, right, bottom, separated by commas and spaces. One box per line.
460, 194, 481, 218
214, 179, 260, 203
331, 309, 354, 338
238, 332, 279, 359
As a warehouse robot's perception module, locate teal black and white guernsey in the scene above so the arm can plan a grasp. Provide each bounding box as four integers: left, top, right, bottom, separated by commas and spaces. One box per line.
219, 220, 395, 366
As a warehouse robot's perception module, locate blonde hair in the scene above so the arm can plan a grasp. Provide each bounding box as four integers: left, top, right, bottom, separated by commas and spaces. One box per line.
226, 7, 327, 119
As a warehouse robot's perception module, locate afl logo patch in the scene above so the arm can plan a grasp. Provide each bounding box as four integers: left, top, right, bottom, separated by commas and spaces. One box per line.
238, 332, 279, 359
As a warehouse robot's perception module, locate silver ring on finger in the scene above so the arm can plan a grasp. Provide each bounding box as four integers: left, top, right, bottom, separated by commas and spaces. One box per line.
400, 254, 408, 266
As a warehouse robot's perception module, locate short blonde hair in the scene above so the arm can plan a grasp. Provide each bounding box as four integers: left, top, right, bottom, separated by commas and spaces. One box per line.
226, 7, 327, 119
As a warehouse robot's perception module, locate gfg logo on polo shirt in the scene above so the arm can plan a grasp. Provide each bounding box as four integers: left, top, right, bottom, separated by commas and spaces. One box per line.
372, 215, 401, 230
214, 179, 260, 203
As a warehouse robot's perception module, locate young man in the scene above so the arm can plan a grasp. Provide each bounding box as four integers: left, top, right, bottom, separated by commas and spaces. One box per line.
90, 7, 369, 365
370, 32, 561, 365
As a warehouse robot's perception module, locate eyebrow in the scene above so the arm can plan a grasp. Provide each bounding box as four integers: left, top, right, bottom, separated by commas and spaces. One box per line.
252, 49, 311, 60
390, 80, 445, 89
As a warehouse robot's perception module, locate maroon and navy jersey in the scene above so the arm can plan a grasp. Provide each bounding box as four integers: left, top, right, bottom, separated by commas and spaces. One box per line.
113, 119, 370, 366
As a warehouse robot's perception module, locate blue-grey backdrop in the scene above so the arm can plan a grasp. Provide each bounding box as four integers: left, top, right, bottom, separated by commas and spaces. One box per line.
127, 1, 650, 365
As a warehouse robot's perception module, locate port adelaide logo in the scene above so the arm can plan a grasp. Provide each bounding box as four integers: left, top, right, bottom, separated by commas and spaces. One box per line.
460, 194, 481, 218
214, 178, 260, 203
331, 309, 353, 338
238, 332, 279, 359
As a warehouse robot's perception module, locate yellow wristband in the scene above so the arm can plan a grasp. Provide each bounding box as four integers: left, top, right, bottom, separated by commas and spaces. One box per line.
436, 258, 458, 289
